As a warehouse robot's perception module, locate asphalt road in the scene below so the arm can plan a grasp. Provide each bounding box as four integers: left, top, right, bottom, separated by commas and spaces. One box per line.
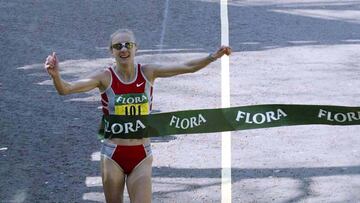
1, 0, 360, 202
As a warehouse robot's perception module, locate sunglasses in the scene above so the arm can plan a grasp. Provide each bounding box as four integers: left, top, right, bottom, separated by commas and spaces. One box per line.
111, 42, 136, 50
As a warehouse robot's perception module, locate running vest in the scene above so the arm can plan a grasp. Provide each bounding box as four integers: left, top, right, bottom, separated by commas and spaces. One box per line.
100, 64, 153, 116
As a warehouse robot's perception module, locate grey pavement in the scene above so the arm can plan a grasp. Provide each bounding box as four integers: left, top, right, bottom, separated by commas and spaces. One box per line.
1, 0, 360, 202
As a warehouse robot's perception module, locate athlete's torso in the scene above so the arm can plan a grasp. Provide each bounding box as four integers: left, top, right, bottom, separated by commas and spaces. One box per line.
101, 64, 153, 145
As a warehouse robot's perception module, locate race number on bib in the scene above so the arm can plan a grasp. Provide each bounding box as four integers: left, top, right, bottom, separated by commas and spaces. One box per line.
114, 93, 149, 116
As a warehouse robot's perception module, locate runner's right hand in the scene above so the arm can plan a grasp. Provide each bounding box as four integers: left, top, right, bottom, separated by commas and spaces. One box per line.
44, 52, 60, 78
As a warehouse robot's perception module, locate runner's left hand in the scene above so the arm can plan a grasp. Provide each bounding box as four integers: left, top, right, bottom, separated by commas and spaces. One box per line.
212, 46, 232, 59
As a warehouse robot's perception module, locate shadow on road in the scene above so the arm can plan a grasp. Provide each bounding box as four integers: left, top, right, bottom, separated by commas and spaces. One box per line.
227, 0, 360, 52
152, 165, 360, 202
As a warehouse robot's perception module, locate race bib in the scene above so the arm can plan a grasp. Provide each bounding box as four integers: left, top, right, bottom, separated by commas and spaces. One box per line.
114, 93, 149, 116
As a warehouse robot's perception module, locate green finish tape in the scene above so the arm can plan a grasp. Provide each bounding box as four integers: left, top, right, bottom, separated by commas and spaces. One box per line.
98, 104, 360, 139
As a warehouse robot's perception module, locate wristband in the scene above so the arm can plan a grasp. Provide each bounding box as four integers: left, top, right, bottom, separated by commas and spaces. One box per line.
207, 53, 217, 62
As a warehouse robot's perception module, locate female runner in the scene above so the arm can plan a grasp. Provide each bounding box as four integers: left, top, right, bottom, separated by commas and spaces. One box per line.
44, 29, 231, 203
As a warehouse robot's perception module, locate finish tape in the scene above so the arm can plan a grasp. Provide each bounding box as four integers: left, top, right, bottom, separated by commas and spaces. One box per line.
98, 104, 360, 139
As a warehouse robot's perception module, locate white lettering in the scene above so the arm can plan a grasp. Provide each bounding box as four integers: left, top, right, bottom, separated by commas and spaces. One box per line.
169, 114, 207, 129
253, 113, 266, 124
135, 120, 146, 130
318, 109, 327, 118
327, 111, 334, 121
245, 113, 253, 124
116, 96, 124, 104
135, 97, 141, 103
169, 116, 177, 127
111, 123, 123, 134
109, 120, 146, 135
104, 120, 111, 133
190, 117, 197, 127
181, 119, 190, 129
334, 113, 346, 123
127, 97, 134, 104
236, 109, 287, 124
124, 122, 135, 133
116, 95, 148, 104
236, 111, 246, 122
347, 112, 358, 121
199, 114, 206, 125
266, 111, 276, 122
318, 109, 360, 122
277, 109, 287, 119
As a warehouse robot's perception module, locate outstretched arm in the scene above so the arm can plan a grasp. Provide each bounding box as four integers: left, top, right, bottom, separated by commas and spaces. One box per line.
44, 52, 107, 95
143, 46, 232, 83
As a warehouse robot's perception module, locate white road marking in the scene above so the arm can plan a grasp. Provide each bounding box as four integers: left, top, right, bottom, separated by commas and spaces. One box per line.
159, 0, 170, 50
91, 151, 101, 161
271, 9, 360, 24
220, 0, 232, 202
82, 192, 105, 202
85, 176, 102, 187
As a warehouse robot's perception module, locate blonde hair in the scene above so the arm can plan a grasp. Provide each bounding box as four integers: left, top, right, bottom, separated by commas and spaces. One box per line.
109, 29, 136, 52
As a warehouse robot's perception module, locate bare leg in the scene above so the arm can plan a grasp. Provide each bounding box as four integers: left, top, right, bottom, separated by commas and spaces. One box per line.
101, 156, 126, 203
126, 155, 153, 203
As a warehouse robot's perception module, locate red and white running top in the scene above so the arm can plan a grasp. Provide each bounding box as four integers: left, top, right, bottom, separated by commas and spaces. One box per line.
100, 64, 153, 116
